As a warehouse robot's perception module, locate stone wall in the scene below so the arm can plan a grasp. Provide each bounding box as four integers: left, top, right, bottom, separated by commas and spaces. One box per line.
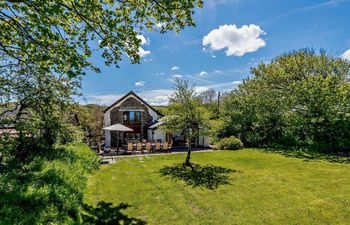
109, 97, 154, 146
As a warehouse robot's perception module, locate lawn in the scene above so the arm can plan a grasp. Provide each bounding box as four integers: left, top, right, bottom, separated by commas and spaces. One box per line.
84, 149, 350, 225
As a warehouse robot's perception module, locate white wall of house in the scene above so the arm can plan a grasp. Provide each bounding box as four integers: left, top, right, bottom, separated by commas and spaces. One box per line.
148, 108, 161, 121
197, 135, 209, 147
105, 130, 111, 148
147, 129, 166, 142
104, 112, 111, 127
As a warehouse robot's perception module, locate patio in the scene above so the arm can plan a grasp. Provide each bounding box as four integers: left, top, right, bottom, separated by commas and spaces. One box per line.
99, 147, 214, 164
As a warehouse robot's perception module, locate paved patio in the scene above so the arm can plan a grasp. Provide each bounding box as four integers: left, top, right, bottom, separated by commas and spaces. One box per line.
100, 147, 215, 164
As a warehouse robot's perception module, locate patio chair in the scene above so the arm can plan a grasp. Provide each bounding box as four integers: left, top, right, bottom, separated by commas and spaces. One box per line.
155, 142, 161, 154
143, 142, 151, 154
135, 142, 142, 155
126, 142, 133, 155
168, 140, 173, 152
104, 147, 111, 155
162, 142, 169, 153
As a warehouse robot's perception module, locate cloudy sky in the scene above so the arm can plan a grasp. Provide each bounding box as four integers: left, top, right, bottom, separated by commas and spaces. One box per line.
82, 0, 350, 106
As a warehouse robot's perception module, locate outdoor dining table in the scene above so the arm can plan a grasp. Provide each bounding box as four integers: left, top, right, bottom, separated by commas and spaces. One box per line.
122, 142, 164, 148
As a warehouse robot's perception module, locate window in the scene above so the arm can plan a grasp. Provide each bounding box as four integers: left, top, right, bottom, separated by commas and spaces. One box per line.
135, 111, 141, 123
122, 111, 141, 124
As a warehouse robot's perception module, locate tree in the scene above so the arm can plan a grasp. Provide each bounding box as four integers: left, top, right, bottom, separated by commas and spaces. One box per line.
163, 79, 209, 167
0, 0, 203, 156
199, 88, 216, 104
221, 49, 350, 152
0, 0, 203, 78
0, 65, 82, 160
74, 103, 105, 149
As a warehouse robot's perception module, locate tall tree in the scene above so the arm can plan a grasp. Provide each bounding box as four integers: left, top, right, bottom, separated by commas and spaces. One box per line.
0, 0, 203, 153
221, 49, 350, 152
199, 88, 216, 104
163, 79, 208, 167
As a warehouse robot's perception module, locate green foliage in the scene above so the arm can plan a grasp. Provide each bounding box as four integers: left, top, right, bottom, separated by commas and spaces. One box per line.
154, 106, 169, 115
57, 123, 85, 144
221, 49, 350, 152
162, 79, 210, 164
74, 104, 105, 147
0, 68, 84, 160
0, 143, 99, 225
217, 136, 243, 150
0, 0, 203, 78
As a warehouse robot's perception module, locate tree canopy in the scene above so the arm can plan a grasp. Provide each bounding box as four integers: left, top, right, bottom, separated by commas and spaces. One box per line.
163, 79, 209, 166
0, 0, 203, 77
221, 49, 350, 152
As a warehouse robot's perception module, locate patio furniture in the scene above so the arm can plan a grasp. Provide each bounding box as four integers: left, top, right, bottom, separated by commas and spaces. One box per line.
168, 140, 173, 151
104, 147, 111, 155
143, 142, 151, 154
126, 142, 133, 155
162, 142, 169, 153
135, 142, 142, 154
155, 142, 161, 153
103, 123, 133, 151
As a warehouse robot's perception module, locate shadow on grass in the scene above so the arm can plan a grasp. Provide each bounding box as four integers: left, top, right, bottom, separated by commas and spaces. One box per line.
159, 164, 237, 190
82, 202, 146, 225
262, 148, 350, 164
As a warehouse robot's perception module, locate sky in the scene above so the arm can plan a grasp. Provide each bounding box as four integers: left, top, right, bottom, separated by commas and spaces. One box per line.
81, 0, 350, 106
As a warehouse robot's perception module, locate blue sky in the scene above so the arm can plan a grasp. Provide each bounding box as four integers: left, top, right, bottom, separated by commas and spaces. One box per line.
81, 0, 350, 106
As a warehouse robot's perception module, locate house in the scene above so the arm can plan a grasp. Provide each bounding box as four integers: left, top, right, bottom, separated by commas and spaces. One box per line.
0, 106, 20, 138
103, 91, 209, 148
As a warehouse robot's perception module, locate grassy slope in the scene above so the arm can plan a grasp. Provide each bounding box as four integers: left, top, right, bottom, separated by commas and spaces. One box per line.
85, 150, 350, 225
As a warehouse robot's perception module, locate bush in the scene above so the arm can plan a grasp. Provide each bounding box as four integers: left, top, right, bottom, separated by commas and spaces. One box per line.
0, 143, 99, 225
57, 124, 85, 144
217, 136, 243, 150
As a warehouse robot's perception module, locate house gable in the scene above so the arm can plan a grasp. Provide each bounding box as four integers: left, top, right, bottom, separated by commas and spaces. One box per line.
103, 91, 163, 116
104, 91, 163, 127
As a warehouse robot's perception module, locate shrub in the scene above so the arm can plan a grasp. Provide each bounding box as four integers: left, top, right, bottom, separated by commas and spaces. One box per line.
0, 143, 99, 224
57, 124, 85, 144
217, 136, 243, 150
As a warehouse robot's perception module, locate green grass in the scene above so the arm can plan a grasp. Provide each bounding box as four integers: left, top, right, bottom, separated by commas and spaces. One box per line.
84, 149, 350, 225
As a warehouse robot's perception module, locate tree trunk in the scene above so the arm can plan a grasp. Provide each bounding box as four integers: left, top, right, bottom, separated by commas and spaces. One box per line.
185, 138, 192, 166
184, 129, 193, 169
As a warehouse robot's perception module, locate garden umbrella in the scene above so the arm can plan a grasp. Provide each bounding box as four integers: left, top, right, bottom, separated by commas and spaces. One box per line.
103, 123, 133, 151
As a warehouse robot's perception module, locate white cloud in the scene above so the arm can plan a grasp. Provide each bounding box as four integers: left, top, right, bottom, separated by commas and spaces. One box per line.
86, 80, 243, 106
136, 34, 151, 57
86, 94, 124, 105
173, 74, 183, 79
144, 58, 153, 62
87, 89, 174, 106
214, 70, 224, 74
203, 24, 266, 57
341, 49, 350, 61
156, 22, 167, 28
138, 47, 151, 58
171, 66, 180, 71
199, 71, 208, 77
135, 81, 146, 87
139, 89, 174, 106
212, 55, 216, 58
136, 34, 150, 45
195, 81, 242, 93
